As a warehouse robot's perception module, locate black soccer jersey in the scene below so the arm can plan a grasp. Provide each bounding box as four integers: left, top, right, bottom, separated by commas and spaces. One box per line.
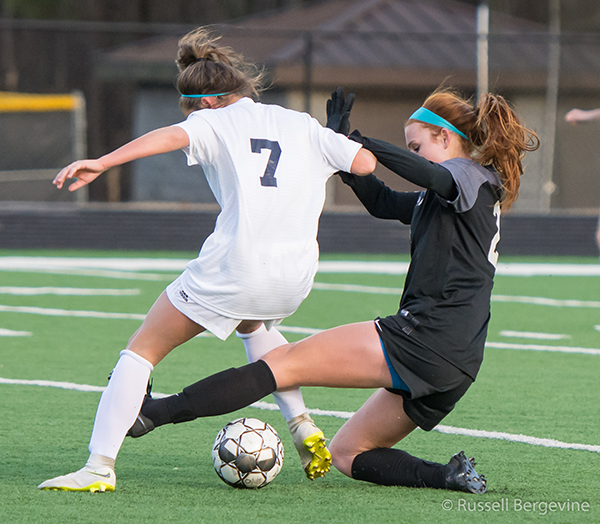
342, 137, 502, 380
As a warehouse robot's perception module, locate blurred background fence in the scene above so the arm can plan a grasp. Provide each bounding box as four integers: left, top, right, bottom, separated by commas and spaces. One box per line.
1, 0, 599, 254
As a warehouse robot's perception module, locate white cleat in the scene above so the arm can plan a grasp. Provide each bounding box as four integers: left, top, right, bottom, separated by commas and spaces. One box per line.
38, 467, 116, 492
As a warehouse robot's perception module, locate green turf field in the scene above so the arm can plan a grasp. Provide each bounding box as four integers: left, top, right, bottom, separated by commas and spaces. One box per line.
0, 249, 598, 523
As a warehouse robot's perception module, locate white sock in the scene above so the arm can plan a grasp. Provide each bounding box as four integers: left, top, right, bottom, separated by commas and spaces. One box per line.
88, 350, 153, 461
237, 324, 307, 421
236, 324, 306, 421
85, 453, 115, 472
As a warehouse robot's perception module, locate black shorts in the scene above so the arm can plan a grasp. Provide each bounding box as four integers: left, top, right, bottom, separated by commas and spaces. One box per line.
375, 318, 474, 431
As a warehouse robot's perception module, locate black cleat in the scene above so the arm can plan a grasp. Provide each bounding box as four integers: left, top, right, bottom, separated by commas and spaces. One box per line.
445, 451, 487, 494
127, 379, 155, 438
127, 412, 155, 438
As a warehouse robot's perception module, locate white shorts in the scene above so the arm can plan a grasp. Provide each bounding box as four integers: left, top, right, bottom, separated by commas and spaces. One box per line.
166, 276, 283, 341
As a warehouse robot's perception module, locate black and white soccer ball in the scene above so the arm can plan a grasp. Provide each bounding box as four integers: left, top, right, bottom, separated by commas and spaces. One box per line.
211, 417, 284, 489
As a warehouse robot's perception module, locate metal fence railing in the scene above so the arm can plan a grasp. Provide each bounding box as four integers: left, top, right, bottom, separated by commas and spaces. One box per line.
1, 17, 600, 211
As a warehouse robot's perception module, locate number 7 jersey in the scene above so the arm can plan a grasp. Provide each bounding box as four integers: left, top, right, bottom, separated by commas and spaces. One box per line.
174, 97, 362, 320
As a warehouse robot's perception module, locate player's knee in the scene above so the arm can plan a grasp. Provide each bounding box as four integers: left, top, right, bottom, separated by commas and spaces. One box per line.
262, 344, 300, 390
329, 435, 355, 478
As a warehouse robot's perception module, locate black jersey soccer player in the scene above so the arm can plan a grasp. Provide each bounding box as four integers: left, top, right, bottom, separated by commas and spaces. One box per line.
127, 88, 539, 493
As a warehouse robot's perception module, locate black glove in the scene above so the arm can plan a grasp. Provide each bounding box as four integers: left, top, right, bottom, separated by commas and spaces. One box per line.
326, 87, 355, 136
336, 171, 358, 188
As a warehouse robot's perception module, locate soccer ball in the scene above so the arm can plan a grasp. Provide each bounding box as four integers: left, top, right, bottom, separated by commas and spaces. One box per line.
211, 417, 284, 489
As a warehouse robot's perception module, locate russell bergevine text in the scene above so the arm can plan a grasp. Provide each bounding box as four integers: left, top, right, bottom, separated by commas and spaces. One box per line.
441, 498, 591, 515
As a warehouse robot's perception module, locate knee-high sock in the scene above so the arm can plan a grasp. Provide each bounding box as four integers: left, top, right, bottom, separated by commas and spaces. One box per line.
89, 350, 153, 460
237, 325, 306, 421
351, 448, 447, 489
141, 360, 277, 427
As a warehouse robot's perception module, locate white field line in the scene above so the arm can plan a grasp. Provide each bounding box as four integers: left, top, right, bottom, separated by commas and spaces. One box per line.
0, 328, 32, 336
495, 263, 600, 277
0, 267, 176, 281
491, 295, 600, 308
317, 261, 600, 277
1, 257, 600, 277
312, 282, 403, 295
0, 304, 145, 321
254, 402, 600, 453
1, 377, 598, 454
0, 287, 140, 296
314, 283, 600, 308
485, 341, 600, 356
499, 330, 571, 340
1, 304, 599, 355
0, 257, 189, 272
318, 261, 410, 275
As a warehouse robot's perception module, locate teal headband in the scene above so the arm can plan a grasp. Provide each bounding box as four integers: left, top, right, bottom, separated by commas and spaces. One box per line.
180, 92, 231, 98
408, 107, 470, 141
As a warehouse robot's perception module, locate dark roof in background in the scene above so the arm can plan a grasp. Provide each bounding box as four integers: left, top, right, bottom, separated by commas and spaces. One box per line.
96, 0, 600, 91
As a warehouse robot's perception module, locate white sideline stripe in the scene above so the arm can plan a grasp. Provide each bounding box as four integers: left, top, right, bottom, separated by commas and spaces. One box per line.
499, 330, 570, 340
431, 426, 600, 453
0, 257, 189, 272
312, 282, 403, 294
1, 377, 598, 454
1, 304, 599, 355
0, 304, 145, 321
492, 295, 600, 308
495, 263, 600, 277
1, 257, 600, 277
0, 328, 32, 337
318, 261, 411, 275
317, 261, 600, 277
485, 341, 600, 356
1, 267, 176, 281
314, 284, 600, 308
0, 286, 140, 296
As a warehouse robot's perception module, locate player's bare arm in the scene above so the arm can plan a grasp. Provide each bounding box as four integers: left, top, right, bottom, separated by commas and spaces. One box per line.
53, 126, 190, 191
565, 107, 600, 124
350, 147, 377, 175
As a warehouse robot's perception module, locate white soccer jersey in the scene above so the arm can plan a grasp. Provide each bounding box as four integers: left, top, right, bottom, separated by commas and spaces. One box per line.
174, 97, 362, 319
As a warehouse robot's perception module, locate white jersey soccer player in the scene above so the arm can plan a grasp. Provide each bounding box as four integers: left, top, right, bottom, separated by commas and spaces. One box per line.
169, 97, 362, 336
38, 26, 376, 492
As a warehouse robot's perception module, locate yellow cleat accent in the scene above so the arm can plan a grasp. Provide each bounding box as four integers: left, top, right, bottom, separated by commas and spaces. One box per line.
288, 414, 332, 480
302, 431, 332, 481
38, 467, 116, 492
41, 481, 115, 493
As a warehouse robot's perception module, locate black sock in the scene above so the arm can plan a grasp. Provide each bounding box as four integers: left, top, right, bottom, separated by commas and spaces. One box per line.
351, 448, 448, 489
141, 360, 277, 427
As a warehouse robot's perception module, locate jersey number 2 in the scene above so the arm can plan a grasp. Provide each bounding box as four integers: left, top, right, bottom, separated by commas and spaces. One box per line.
251, 139, 281, 187
487, 201, 501, 268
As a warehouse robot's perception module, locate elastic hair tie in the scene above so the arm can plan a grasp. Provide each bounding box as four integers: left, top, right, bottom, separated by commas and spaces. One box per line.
408, 107, 470, 141
180, 92, 232, 98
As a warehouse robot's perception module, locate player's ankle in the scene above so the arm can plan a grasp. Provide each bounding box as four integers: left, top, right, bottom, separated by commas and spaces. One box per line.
141, 395, 176, 426
85, 454, 115, 472
287, 412, 314, 435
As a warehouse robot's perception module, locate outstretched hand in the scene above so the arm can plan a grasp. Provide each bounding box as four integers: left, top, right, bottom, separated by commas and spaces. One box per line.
326, 87, 355, 136
565, 108, 586, 125
53, 159, 107, 191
